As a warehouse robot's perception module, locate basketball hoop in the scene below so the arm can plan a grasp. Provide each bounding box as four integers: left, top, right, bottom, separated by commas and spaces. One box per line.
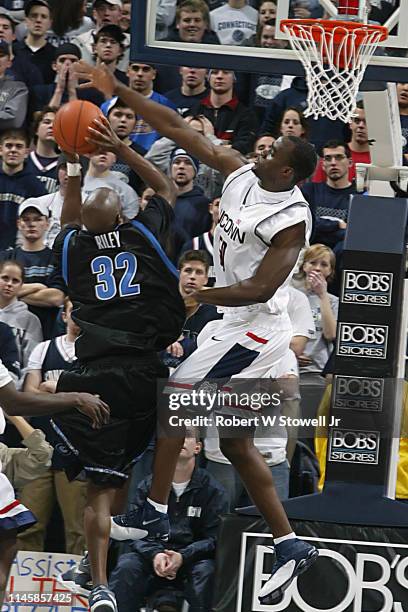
280, 19, 388, 123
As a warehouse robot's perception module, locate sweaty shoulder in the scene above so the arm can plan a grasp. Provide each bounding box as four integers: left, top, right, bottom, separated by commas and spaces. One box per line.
136, 194, 174, 242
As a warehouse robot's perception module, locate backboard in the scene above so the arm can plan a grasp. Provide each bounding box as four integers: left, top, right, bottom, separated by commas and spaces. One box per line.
131, 0, 408, 82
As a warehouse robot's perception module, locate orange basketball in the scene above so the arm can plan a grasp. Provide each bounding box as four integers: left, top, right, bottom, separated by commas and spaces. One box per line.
53, 100, 104, 155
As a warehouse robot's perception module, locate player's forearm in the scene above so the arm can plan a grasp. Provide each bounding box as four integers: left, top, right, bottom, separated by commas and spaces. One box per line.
195, 279, 277, 307
1, 383, 82, 417
115, 142, 176, 205
61, 174, 82, 226
114, 82, 212, 157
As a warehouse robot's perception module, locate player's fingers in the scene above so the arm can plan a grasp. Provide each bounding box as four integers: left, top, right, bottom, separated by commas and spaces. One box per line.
77, 80, 94, 89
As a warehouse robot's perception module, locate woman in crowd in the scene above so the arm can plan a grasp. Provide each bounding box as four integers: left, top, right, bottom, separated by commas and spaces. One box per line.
278, 106, 309, 140
293, 244, 338, 426
0, 261, 42, 378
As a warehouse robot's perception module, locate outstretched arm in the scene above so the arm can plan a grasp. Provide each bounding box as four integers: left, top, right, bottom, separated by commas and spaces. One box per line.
60, 151, 82, 227
0, 380, 110, 429
75, 61, 246, 176
86, 116, 177, 206
195, 222, 306, 307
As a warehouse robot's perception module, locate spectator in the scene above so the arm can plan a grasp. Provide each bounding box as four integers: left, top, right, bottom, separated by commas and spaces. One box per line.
0, 415, 53, 492
163, 250, 221, 368
21, 154, 83, 249
0, 260, 43, 375
165, 66, 209, 115
312, 101, 371, 182
105, 97, 146, 192
13, 0, 55, 84
102, 62, 176, 152
292, 244, 338, 422
0, 39, 28, 129
0, 9, 44, 88
18, 299, 87, 555
258, 0, 277, 23
73, 0, 130, 72
48, 0, 93, 47
261, 76, 347, 150
397, 82, 408, 162
210, 0, 258, 45
92, 24, 127, 85
83, 150, 139, 219
181, 196, 220, 286
190, 69, 258, 154
119, 0, 131, 33
242, 20, 288, 123
302, 140, 357, 228
155, 0, 176, 40
170, 147, 211, 240
26, 107, 58, 194
0, 128, 47, 250
0, 2, 25, 23
0, 199, 65, 339
252, 133, 275, 159
109, 433, 228, 612
32, 42, 104, 112
278, 106, 309, 140
165, 0, 220, 44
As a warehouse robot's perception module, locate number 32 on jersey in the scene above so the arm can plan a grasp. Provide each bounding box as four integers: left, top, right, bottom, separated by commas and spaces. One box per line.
91, 252, 140, 301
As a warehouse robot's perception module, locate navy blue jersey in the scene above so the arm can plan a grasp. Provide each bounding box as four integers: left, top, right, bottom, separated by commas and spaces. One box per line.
53, 195, 185, 361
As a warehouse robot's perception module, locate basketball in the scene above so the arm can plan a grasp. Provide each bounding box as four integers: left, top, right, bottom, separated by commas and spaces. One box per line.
53, 100, 104, 155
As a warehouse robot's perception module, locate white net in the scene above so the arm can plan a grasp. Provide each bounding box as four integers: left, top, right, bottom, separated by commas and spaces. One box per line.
281, 21, 387, 123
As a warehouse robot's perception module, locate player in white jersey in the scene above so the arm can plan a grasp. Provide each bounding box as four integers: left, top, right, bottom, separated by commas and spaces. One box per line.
75, 61, 320, 605
0, 359, 109, 606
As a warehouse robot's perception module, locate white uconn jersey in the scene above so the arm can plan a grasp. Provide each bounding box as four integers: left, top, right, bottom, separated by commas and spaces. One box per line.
214, 164, 312, 324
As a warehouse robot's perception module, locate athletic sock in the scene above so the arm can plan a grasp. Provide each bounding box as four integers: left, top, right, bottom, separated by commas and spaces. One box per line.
147, 497, 168, 514
274, 532, 296, 545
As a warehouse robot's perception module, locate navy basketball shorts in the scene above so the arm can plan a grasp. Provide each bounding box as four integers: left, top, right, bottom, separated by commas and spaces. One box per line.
51, 354, 168, 487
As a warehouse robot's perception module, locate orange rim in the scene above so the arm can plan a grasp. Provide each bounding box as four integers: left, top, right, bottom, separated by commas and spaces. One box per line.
280, 18, 388, 45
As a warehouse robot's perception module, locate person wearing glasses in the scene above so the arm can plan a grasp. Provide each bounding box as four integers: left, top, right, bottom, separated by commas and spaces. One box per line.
301, 139, 358, 291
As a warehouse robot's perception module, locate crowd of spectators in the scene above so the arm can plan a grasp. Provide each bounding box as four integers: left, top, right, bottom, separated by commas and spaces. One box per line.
0, 0, 407, 610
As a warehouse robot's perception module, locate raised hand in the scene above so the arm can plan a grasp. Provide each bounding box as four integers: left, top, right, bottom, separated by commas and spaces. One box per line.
86, 115, 122, 154
75, 393, 110, 429
74, 60, 117, 99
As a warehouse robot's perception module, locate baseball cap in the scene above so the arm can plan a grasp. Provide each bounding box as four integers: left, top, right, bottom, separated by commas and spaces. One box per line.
93, 0, 123, 8
0, 9, 19, 26
25, 0, 51, 16
55, 43, 81, 60
170, 148, 199, 176
94, 24, 125, 45
0, 40, 11, 57
18, 199, 49, 218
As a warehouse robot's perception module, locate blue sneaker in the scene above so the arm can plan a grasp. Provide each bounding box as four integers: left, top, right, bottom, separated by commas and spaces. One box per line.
258, 538, 318, 605
88, 585, 117, 612
56, 552, 93, 597
110, 501, 169, 542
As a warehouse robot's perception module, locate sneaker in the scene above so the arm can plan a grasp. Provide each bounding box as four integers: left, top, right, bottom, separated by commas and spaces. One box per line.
110, 501, 169, 542
56, 553, 93, 597
258, 538, 319, 605
88, 585, 117, 612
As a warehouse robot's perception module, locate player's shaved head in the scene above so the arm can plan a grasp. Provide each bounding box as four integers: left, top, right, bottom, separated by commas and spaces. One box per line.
81, 188, 122, 233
